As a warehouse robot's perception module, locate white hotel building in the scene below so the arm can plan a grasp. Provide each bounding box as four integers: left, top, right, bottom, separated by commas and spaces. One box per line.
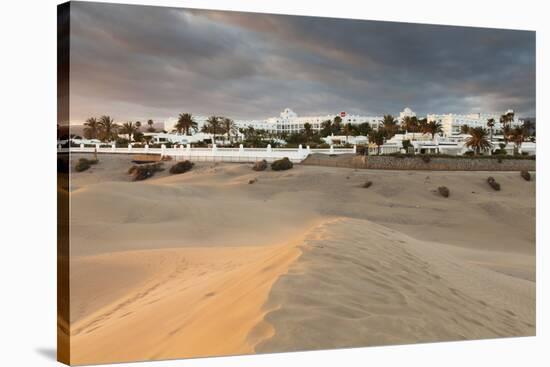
165, 108, 382, 135
165, 107, 522, 138
236, 108, 382, 134
427, 109, 523, 137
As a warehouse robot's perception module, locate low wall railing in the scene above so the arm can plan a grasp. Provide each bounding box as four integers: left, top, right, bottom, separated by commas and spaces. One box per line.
59, 143, 356, 163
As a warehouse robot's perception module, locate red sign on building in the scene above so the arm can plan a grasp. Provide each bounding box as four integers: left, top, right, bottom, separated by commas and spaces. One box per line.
340, 111, 346, 117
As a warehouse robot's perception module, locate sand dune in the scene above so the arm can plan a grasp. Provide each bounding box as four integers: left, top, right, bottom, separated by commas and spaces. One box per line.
68, 154, 535, 364
70, 230, 320, 364
257, 218, 535, 353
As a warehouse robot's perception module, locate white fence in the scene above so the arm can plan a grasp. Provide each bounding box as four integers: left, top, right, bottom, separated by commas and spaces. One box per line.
60, 143, 356, 163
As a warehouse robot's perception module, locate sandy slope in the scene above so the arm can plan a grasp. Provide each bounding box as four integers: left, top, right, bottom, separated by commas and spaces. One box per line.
257, 218, 535, 353
70, 238, 313, 365
68, 154, 535, 364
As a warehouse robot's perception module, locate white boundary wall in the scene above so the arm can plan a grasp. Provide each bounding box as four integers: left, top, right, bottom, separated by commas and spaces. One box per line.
61, 144, 356, 163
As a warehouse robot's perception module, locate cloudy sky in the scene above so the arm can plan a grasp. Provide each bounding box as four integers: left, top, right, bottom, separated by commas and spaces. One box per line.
69, 2, 536, 124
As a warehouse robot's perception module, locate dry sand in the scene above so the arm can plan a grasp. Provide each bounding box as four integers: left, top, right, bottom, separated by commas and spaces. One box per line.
67, 154, 535, 365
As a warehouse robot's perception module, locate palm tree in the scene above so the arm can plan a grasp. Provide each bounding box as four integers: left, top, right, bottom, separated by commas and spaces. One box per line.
221, 117, 237, 143
202, 116, 222, 143
381, 114, 398, 139
422, 120, 443, 140
83, 117, 100, 139
320, 120, 332, 137
135, 121, 141, 131
487, 118, 495, 143
332, 116, 343, 135
98, 115, 119, 142
357, 122, 371, 136
120, 122, 138, 142
509, 127, 524, 154
402, 116, 418, 133
303, 123, 313, 141
368, 129, 386, 155
143, 135, 153, 145
460, 124, 471, 135
146, 119, 155, 132
502, 125, 512, 144
175, 113, 198, 135
499, 111, 515, 141
465, 127, 491, 155
342, 123, 353, 143
418, 118, 428, 134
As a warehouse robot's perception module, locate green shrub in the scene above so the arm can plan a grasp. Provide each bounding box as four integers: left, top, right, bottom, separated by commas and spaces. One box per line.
252, 160, 268, 171
271, 157, 293, 171
355, 145, 367, 155
438, 186, 450, 198
520, 170, 531, 181
487, 176, 501, 191
74, 158, 98, 172
169, 160, 194, 174
115, 138, 130, 147
128, 163, 164, 181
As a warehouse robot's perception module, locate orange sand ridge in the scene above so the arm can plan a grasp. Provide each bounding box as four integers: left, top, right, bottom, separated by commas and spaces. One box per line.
70, 220, 326, 365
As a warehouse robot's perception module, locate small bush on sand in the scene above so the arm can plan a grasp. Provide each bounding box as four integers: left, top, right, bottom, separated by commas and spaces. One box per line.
253, 160, 268, 171
128, 163, 164, 181
487, 176, 501, 191
74, 158, 98, 172
169, 160, 194, 174
438, 186, 450, 198
421, 155, 431, 163
271, 157, 293, 171
362, 181, 372, 188
356, 145, 367, 155
248, 178, 258, 184
520, 170, 531, 181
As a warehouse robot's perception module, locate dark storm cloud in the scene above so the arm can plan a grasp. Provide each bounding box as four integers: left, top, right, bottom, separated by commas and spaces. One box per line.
69, 2, 535, 123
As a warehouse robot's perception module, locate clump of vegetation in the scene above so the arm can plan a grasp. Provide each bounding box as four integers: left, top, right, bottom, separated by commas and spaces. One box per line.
161, 155, 173, 161
271, 157, 293, 171
362, 181, 373, 188
421, 155, 431, 163
438, 186, 450, 198
248, 178, 258, 184
74, 158, 98, 172
355, 145, 367, 156
128, 163, 164, 181
252, 160, 268, 171
169, 160, 194, 174
487, 176, 501, 191
402, 139, 413, 153
520, 170, 531, 181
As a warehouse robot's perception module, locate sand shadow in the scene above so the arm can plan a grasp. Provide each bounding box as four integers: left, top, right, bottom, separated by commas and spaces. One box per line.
36, 347, 56, 361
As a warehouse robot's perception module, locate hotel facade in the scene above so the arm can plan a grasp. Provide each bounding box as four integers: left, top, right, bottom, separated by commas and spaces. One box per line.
165, 107, 523, 137
427, 109, 523, 136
